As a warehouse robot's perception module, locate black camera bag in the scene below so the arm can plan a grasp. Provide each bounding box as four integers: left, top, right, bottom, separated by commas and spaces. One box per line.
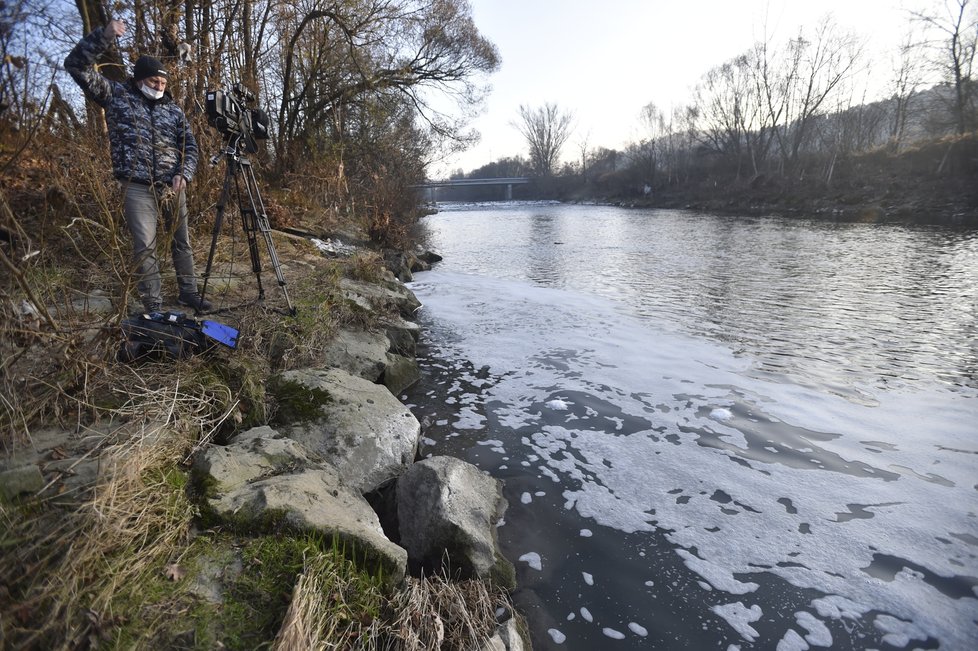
119, 311, 210, 362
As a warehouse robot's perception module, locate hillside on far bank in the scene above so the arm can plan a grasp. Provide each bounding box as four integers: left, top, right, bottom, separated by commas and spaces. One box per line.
439, 132, 978, 226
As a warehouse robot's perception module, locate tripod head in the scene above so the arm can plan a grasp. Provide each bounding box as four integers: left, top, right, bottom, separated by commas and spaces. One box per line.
209, 136, 250, 168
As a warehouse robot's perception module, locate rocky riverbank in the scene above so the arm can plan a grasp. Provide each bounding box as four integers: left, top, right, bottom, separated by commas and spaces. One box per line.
1, 240, 530, 649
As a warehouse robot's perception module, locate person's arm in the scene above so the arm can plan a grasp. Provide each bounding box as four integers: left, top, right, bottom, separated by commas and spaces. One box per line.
174, 116, 198, 190
63, 20, 125, 106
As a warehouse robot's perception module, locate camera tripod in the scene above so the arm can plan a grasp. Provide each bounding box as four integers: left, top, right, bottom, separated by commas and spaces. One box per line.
198, 137, 296, 316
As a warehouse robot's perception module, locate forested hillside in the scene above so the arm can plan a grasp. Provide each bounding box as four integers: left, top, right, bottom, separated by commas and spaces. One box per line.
446, 4, 977, 222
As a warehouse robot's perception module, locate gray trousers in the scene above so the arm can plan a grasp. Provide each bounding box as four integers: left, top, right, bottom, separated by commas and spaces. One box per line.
123, 182, 198, 307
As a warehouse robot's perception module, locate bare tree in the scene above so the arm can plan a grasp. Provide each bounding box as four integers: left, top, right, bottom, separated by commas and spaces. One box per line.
575, 129, 590, 178
755, 17, 863, 177
513, 102, 574, 176
888, 27, 928, 149
912, 0, 978, 134
636, 101, 667, 185
666, 105, 699, 185
693, 51, 772, 178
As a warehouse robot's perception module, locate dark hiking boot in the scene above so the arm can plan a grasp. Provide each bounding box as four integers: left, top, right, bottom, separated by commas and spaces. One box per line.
177, 292, 213, 311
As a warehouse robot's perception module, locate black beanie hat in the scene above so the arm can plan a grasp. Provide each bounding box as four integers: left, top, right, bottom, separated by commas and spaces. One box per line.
133, 55, 168, 82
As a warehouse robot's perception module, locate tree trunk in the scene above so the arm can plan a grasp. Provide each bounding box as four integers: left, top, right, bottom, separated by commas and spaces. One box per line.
242, 0, 257, 92
74, 0, 125, 82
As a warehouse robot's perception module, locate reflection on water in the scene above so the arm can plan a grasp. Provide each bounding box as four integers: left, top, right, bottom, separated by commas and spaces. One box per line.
406, 204, 978, 650
425, 205, 978, 396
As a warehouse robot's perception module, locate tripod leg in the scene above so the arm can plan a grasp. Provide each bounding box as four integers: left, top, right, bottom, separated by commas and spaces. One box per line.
199, 159, 236, 313
243, 162, 296, 315
234, 161, 266, 301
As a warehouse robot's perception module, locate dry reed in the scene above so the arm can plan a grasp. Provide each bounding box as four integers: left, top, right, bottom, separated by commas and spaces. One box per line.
273, 557, 512, 651
0, 379, 227, 648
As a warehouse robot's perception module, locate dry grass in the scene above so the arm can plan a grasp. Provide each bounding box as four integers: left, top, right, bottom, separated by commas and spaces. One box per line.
389, 574, 506, 651
0, 380, 226, 648
273, 558, 513, 651
2, 113, 515, 651
273, 549, 385, 651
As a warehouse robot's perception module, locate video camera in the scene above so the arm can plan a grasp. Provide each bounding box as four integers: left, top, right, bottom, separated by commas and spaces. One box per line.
205, 83, 269, 154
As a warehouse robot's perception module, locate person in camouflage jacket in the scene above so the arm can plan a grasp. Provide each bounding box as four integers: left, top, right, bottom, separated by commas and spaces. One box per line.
64, 18, 211, 313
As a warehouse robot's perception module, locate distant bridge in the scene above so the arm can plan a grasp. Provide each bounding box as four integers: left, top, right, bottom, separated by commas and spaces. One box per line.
413, 177, 531, 201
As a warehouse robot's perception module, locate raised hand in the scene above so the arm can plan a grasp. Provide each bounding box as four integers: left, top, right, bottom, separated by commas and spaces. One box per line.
104, 19, 126, 39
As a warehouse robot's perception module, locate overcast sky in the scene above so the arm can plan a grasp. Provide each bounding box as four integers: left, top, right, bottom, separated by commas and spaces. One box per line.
431, 0, 923, 177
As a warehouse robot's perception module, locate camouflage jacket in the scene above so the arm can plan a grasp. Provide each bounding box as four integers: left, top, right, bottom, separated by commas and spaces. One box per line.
64, 29, 198, 187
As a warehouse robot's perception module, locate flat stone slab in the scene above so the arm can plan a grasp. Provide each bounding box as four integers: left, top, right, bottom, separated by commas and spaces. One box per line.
272, 368, 421, 494
320, 328, 390, 382
194, 426, 407, 582
340, 277, 422, 319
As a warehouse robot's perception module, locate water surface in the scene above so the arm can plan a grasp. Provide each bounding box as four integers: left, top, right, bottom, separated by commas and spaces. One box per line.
404, 203, 978, 650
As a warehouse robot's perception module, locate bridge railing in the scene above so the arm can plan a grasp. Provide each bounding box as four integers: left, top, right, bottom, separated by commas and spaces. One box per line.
411, 177, 531, 189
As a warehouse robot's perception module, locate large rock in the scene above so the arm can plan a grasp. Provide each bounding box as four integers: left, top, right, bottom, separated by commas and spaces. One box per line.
193, 426, 407, 582
383, 353, 420, 395
383, 250, 414, 283
419, 249, 443, 265
339, 277, 422, 319
193, 426, 315, 492
0, 464, 44, 501
380, 315, 421, 357
397, 456, 515, 588
481, 618, 528, 651
271, 368, 421, 494
320, 328, 390, 382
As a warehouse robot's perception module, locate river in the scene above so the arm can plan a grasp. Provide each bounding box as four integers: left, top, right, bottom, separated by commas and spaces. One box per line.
401, 203, 978, 650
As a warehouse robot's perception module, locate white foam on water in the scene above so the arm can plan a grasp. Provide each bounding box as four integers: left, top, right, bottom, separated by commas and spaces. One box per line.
519, 552, 542, 571
546, 398, 570, 410
776, 629, 809, 651
628, 622, 649, 636
454, 406, 485, 430
711, 407, 733, 421
628, 622, 649, 637
547, 628, 566, 644
810, 595, 866, 621
520, 492, 532, 504
412, 270, 978, 649
794, 611, 832, 646
873, 613, 930, 647
580, 529, 593, 537
676, 550, 759, 594
538, 465, 560, 483
712, 602, 762, 642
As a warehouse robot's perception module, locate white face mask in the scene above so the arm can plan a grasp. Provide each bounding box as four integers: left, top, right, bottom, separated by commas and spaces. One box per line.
140, 83, 164, 101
